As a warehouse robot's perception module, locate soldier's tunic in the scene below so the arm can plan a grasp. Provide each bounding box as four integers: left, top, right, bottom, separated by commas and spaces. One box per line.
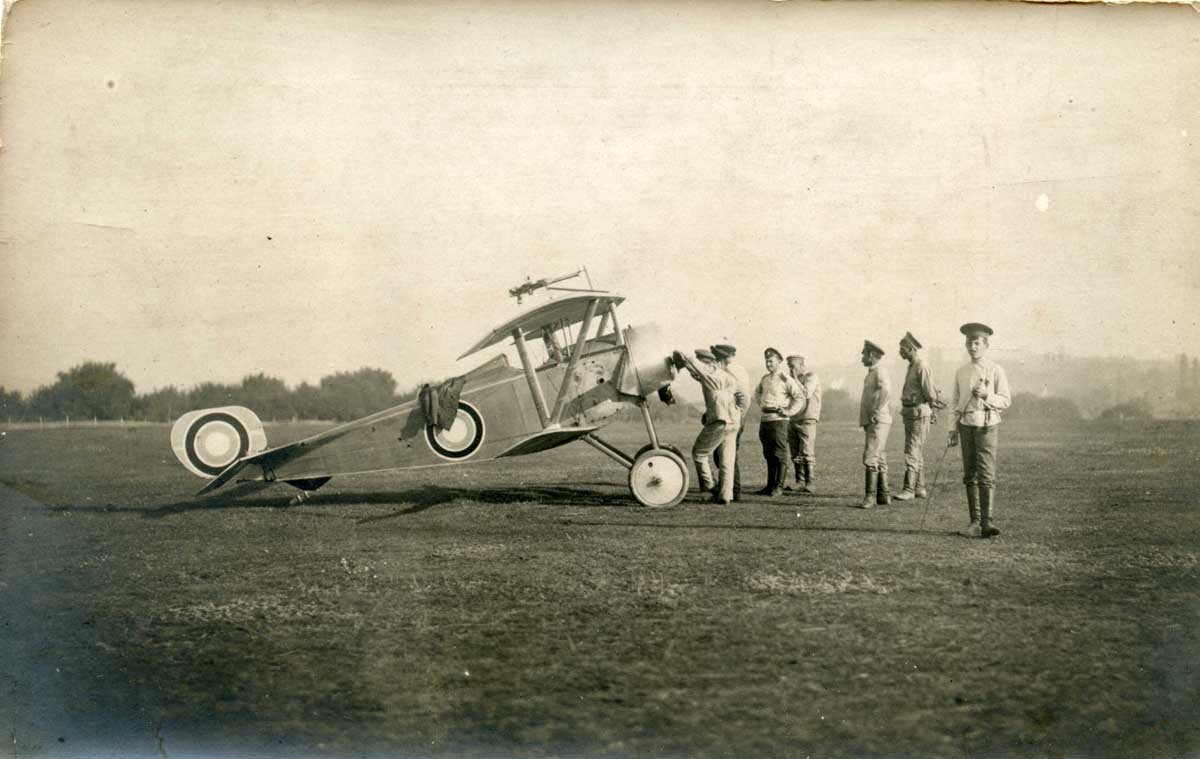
715, 358, 753, 498
900, 357, 938, 474
756, 369, 806, 491
859, 364, 892, 469
789, 371, 822, 465
683, 357, 745, 502
953, 358, 1011, 487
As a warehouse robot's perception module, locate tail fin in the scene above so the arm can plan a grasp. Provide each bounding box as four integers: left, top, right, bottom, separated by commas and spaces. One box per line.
170, 406, 267, 479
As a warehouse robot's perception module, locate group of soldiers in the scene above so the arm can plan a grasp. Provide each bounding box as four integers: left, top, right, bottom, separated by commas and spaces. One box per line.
672, 321, 1011, 539
673, 345, 821, 505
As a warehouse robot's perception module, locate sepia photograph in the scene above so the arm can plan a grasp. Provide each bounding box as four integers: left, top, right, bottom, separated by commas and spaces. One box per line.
1, 0, 1197, 756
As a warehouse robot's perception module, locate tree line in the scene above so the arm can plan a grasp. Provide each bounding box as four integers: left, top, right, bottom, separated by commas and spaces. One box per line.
0, 361, 1098, 425
0, 362, 415, 423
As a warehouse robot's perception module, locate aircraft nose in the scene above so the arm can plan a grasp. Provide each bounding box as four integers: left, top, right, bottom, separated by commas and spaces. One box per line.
622, 323, 675, 396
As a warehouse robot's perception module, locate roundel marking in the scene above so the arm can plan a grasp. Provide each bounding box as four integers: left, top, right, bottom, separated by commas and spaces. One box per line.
425, 401, 485, 461
185, 412, 251, 476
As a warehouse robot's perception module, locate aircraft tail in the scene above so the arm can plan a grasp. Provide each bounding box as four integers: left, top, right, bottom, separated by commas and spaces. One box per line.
170, 406, 268, 480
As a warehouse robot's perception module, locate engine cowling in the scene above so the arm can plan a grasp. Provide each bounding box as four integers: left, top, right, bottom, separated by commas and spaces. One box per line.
170, 406, 267, 479
618, 323, 677, 397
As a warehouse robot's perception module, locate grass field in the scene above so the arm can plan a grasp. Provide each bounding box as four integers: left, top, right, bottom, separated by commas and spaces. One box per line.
1, 418, 1197, 758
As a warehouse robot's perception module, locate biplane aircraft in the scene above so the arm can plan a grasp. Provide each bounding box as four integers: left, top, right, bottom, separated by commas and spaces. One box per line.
170, 273, 693, 508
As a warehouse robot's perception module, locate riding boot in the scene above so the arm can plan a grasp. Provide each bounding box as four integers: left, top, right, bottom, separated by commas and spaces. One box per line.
768, 459, 784, 496
757, 460, 777, 495
914, 467, 928, 499
732, 456, 742, 501
860, 467, 877, 509
980, 485, 1000, 537
802, 460, 815, 494
960, 484, 981, 537
875, 463, 891, 505
786, 461, 804, 491
893, 468, 916, 501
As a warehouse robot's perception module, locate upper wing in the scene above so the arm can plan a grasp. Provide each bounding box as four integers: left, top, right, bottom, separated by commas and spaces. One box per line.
458, 294, 625, 359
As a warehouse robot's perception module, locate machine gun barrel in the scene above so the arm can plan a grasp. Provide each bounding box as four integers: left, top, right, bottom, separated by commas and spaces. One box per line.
508, 268, 588, 303
543, 270, 583, 287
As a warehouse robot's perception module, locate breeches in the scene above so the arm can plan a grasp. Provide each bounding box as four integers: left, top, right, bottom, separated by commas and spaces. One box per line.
788, 421, 817, 463
759, 420, 790, 466
902, 415, 931, 471
714, 416, 747, 493
694, 421, 738, 499
862, 422, 891, 469
958, 422, 998, 487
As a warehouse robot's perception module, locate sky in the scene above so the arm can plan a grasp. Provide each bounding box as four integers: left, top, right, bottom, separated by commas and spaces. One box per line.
0, 0, 1197, 395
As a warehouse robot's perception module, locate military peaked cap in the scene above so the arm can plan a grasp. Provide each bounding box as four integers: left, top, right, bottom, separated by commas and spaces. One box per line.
862, 339, 885, 356
764, 347, 783, 361
901, 331, 922, 349
959, 322, 994, 337
711, 344, 736, 359
694, 348, 715, 361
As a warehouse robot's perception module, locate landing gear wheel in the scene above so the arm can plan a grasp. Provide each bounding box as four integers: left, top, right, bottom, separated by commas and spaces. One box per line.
635, 444, 687, 463
628, 448, 689, 508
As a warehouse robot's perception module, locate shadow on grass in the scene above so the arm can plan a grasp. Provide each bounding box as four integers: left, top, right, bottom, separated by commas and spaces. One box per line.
50, 483, 639, 519
554, 517, 963, 537
350, 485, 635, 524
46, 482, 964, 539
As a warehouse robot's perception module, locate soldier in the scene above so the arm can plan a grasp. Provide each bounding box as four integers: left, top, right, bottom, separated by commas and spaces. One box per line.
949, 323, 1012, 537
675, 348, 746, 505
713, 344, 752, 502
858, 340, 893, 509
755, 347, 806, 497
893, 332, 939, 502
785, 355, 821, 493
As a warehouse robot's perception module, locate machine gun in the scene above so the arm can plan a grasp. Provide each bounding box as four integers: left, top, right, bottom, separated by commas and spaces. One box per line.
508, 268, 601, 304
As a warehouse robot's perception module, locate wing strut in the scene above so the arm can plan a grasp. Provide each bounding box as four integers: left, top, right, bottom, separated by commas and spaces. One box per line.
594, 308, 611, 342
548, 297, 600, 424
512, 326, 551, 427
608, 303, 624, 347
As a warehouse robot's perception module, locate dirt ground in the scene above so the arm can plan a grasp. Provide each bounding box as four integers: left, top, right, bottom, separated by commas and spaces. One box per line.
1, 418, 1197, 758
